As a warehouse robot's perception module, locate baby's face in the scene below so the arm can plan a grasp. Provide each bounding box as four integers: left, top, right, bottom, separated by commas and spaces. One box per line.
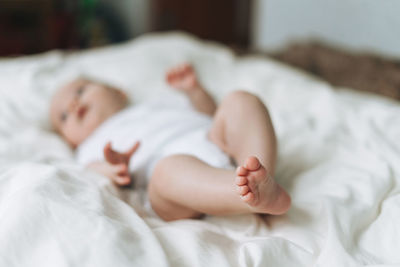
50, 79, 127, 148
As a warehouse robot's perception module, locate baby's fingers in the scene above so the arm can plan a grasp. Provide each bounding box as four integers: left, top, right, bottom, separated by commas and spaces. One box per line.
103, 141, 116, 161
126, 141, 140, 157
111, 164, 131, 186
104, 141, 112, 153
114, 174, 131, 186
104, 141, 125, 164
112, 163, 128, 175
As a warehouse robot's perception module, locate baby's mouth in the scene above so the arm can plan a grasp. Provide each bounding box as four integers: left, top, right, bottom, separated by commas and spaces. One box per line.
77, 105, 88, 120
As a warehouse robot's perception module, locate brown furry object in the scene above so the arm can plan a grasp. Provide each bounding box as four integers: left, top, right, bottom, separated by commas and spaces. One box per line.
272, 43, 400, 101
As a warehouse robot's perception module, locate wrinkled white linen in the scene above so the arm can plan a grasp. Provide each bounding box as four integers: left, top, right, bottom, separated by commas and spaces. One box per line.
0, 32, 399, 266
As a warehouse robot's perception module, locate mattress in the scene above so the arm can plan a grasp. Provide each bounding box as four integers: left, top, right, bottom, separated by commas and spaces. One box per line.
0, 32, 399, 266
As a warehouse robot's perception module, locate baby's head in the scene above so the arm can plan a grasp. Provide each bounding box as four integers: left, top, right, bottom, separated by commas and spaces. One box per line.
50, 78, 128, 148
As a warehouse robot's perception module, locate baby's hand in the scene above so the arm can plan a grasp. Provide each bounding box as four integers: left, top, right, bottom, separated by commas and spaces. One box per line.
103, 141, 140, 166
97, 141, 140, 186
88, 161, 132, 186
165, 63, 200, 92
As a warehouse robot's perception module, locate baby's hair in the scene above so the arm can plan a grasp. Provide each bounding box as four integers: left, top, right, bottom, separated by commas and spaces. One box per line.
73, 75, 132, 105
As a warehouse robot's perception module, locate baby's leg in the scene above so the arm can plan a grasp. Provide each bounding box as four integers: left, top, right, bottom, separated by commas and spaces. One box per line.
148, 155, 255, 221
209, 91, 277, 172
149, 91, 290, 221
208, 91, 291, 213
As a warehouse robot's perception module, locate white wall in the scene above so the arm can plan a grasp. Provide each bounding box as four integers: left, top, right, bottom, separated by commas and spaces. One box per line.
252, 0, 400, 59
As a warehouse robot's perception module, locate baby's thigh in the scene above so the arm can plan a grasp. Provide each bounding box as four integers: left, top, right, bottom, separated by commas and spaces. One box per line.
150, 154, 204, 187
148, 155, 205, 221
207, 110, 228, 153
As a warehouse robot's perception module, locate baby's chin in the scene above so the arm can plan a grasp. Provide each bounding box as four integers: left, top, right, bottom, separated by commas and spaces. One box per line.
71, 106, 123, 147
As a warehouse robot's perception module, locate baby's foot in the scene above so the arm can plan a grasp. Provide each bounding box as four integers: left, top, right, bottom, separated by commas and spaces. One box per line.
165, 63, 202, 92
235, 156, 291, 215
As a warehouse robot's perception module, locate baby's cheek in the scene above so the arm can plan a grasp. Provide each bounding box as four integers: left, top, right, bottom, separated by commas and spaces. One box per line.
63, 121, 81, 144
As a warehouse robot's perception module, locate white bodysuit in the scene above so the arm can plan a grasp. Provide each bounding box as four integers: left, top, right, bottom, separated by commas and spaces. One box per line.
76, 94, 234, 190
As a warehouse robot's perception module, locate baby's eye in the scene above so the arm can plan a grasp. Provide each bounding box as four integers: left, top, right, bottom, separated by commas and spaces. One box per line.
76, 85, 86, 96
60, 111, 68, 122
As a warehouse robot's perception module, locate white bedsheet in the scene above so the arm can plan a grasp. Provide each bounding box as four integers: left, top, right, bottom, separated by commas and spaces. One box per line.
0, 32, 399, 267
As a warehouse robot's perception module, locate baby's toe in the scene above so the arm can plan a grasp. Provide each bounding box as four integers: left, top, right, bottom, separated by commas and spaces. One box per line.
237, 185, 249, 196
236, 166, 248, 176
241, 192, 255, 203
235, 175, 247, 186
245, 156, 261, 171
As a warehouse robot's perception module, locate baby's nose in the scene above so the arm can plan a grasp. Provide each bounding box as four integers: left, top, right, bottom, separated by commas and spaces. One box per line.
69, 98, 79, 112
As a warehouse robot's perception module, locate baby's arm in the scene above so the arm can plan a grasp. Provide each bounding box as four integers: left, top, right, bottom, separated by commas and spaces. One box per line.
166, 63, 217, 116
87, 141, 140, 186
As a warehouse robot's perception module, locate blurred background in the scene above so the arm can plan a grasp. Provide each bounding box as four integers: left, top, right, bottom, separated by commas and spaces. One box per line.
1, 0, 399, 98
0, 0, 252, 55
1, 0, 399, 57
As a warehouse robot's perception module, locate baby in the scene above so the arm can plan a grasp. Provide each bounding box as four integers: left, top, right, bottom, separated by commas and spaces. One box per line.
50, 63, 291, 221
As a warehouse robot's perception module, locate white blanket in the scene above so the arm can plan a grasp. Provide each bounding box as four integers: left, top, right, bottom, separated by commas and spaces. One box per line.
0, 32, 399, 266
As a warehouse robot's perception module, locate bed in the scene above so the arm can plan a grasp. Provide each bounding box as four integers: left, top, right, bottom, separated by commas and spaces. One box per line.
0, 32, 399, 267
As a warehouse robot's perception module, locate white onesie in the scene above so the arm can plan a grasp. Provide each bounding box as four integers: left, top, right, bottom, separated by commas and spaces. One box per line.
76, 93, 234, 190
